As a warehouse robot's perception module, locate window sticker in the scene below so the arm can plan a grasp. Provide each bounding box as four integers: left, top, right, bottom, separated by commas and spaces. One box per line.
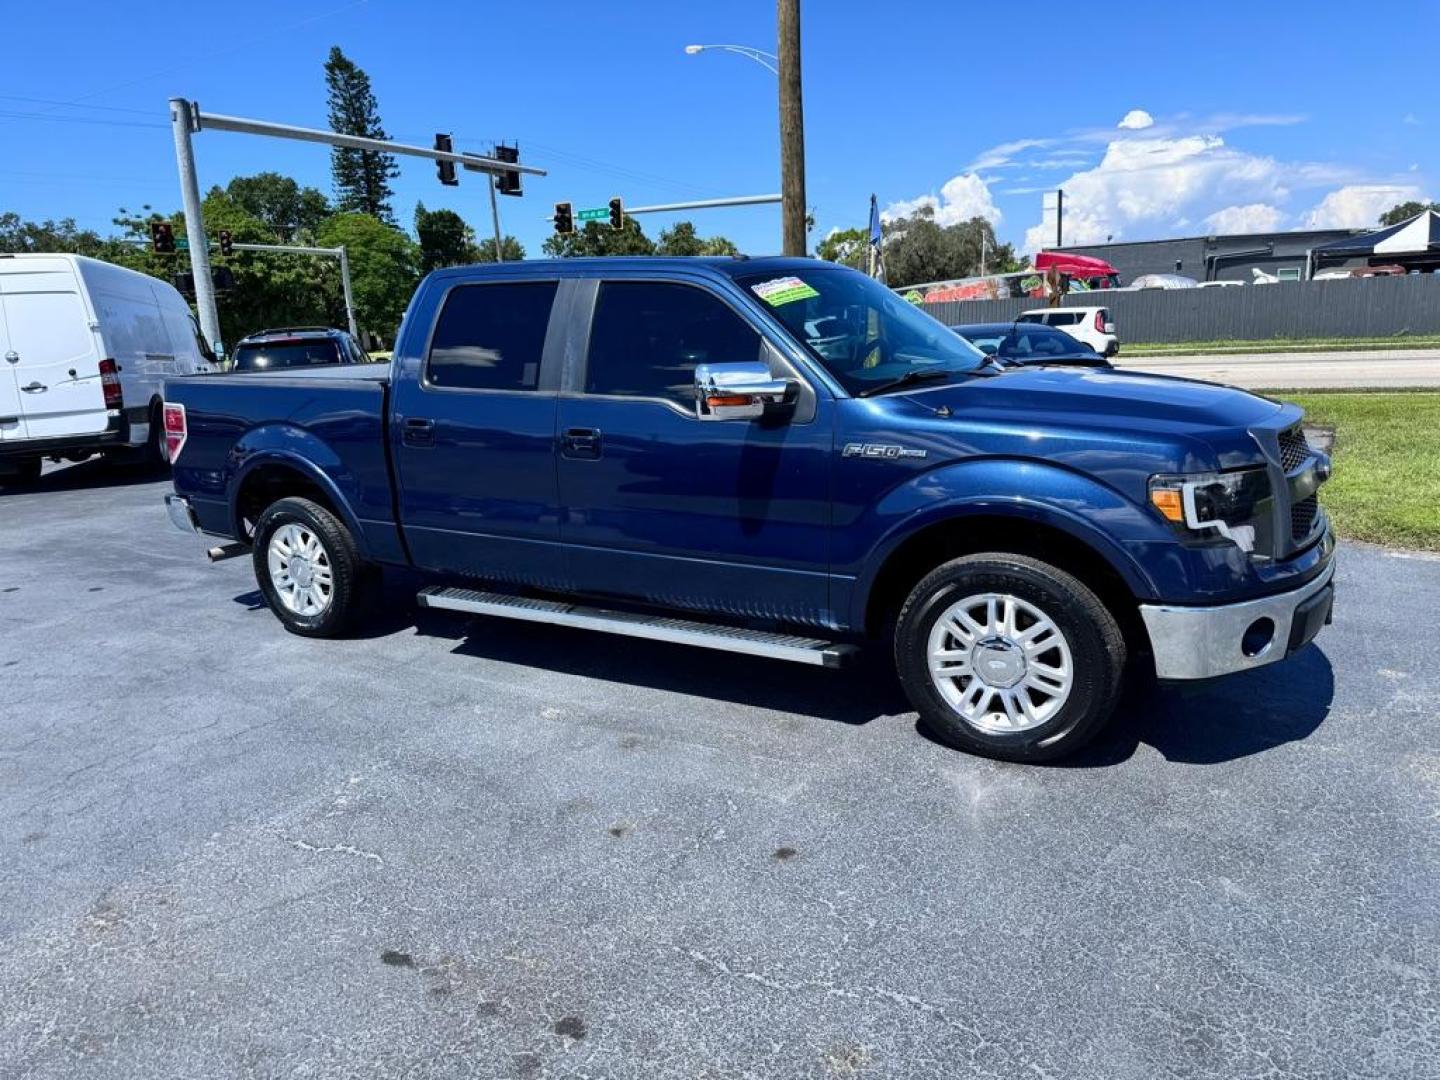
750, 276, 819, 306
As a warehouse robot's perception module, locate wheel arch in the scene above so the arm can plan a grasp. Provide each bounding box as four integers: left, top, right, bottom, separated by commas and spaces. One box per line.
230, 452, 367, 557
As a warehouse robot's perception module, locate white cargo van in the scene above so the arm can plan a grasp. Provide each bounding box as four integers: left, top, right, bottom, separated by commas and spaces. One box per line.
0, 253, 214, 485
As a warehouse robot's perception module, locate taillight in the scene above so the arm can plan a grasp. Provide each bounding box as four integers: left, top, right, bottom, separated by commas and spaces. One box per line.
98, 358, 123, 410
163, 402, 187, 463
1094, 310, 1107, 333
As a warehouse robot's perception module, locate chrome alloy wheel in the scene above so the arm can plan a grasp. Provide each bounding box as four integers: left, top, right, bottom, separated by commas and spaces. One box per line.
925, 592, 1074, 734
267, 523, 334, 617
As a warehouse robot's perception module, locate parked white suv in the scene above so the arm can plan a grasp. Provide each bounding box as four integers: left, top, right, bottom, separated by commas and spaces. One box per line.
1017, 306, 1118, 357
0, 254, 214, 486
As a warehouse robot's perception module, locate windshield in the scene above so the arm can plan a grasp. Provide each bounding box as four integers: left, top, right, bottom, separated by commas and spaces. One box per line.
231, 339, 342, 372
734, 267, 989, 395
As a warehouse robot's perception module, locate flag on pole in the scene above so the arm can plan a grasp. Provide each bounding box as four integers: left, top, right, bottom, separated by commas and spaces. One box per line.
867, 194, 886, 282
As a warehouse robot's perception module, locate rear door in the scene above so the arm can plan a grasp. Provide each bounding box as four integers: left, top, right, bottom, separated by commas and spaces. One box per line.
390, 276, 567, 588
0, 260, 107, 439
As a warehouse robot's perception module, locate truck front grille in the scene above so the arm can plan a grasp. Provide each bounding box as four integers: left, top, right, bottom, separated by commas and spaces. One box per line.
1291, 495, 1319, 540
1278, 426, 1310, 472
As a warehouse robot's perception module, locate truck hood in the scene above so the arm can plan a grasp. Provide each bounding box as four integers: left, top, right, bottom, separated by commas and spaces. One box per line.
903, 365, 1286, 435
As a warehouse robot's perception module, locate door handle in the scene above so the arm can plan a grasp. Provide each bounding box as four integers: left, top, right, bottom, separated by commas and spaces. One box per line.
21, 382, 46, 393
561, 427, 602, 459
4, 351, 17, 364
402, 417, 435, 447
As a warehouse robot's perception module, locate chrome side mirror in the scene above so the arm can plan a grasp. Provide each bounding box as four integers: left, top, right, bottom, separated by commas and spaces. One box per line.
695, 361, 795, 421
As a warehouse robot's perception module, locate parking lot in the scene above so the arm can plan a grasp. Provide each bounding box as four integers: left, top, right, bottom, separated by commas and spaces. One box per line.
1, 459, 1436, 1079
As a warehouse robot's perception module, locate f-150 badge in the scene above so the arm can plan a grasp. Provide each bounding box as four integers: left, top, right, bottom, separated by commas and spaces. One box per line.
842, 442, 928, 460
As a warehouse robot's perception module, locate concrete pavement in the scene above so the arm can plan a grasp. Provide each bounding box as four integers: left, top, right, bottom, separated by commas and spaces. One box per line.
1117, 346, 1440, 389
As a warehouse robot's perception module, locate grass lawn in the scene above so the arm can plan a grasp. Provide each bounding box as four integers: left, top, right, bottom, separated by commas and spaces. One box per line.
1280, 391, 1440, 551
1127, 335, 1440, 356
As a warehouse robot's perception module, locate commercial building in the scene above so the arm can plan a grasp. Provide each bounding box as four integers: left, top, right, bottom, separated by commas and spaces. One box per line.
1050, 227, 1366, 284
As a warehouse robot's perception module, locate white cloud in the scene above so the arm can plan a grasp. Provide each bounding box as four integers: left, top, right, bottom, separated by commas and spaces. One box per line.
966, 138, 1052, 171
1021, 133, 1291, 251
1203, 203, 1286, 234
1403, 113, 1421, 126
1301, 184, 1425, 228
1118, 109, 1154, 131
884, 173, 1001, 227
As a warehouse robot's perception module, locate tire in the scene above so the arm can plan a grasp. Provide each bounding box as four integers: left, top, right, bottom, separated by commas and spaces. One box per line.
143, 401, 168, 468
0, 457, 42, 488
894, 553, 1126, 762
251, 497, 368, 638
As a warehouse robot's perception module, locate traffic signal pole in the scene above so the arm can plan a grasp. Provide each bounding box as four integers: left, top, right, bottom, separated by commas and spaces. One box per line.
169, 98, 222, 356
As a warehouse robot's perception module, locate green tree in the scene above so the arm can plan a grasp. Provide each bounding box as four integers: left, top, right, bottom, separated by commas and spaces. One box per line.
655, 221, 740, 256
542, 218, 656, 257
226, 172, 331, 241
0, 213, 107, 256
1379, 200, 1440, 226
472, 235, 526, 262
414, 202, 474, 272
816, 226, 869, 270
324, 46, 399, 222
317, 212, 418, 342
880, 206, 1019, 287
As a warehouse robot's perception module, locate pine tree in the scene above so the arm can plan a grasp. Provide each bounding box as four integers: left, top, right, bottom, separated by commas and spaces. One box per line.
324, 46, 399, 222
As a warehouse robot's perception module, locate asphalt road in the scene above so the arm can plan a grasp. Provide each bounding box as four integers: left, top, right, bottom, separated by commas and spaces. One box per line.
1118, 346, 1440, 388
2, 461, 1437, 1079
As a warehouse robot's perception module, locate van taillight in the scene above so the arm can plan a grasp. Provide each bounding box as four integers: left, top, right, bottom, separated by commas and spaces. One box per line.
162, 402, 187, 463
98, 358, 123, 410
1094, 310, 1107, 333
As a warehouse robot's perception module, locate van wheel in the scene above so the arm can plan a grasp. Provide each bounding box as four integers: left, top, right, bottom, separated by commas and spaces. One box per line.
144, 401, 168, 467
252, 497, 368, 638
1, 457, 42, 488
894, 553, 1126, 762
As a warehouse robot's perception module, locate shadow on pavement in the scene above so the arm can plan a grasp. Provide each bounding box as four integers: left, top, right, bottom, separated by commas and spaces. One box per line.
0, 456, 168, 497
1070, 645, 1335, 766
234, 568, 1335, 754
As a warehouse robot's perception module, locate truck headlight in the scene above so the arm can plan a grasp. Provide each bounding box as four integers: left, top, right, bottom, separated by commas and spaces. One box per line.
1148, 467, 1272, 553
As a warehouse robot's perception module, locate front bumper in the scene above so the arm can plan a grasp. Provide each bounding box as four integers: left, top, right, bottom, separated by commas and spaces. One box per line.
1140, 557, 1335, 680
166, 494, 200, 534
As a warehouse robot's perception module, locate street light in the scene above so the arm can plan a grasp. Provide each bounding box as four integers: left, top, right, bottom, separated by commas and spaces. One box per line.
683, 43, 779, 76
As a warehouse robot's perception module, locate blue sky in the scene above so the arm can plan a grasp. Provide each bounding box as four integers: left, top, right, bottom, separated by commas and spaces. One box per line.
1, 1, 1434, 257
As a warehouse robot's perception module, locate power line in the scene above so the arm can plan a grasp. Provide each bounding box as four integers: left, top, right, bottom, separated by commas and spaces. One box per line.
0, 109, 167, 130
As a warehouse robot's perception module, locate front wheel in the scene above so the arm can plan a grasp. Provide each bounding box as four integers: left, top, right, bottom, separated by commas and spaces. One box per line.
894, 553, 1127, 762
252, 497, 368, 637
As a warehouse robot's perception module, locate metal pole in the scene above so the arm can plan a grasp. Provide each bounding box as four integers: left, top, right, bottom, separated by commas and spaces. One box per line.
1056, 188, 1064, 248
170, 98, 222, 355
337, 246, 358, 338
777, 0, 807, 256
487, 175, 505, 262
625, 194, 783, 214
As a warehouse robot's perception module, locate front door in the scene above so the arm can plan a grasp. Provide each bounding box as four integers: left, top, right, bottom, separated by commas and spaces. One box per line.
391, 277, 567, 590
556, 278, 834, 627
0, 261, 106, 440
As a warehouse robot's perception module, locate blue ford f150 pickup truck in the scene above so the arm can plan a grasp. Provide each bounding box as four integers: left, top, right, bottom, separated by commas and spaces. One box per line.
163, 257, 1334, 761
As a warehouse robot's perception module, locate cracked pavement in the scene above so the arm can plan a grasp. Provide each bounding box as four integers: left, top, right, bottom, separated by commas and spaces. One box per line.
1, 459, 1437, 1078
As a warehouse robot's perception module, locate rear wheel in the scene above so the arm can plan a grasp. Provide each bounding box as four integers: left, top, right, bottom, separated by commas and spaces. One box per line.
894, 553, 1127, 762
143, 401, 168, 467
252, 497, 368, 637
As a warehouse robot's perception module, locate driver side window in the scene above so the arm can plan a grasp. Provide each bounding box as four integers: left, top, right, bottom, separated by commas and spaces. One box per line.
585, 281, 762, 408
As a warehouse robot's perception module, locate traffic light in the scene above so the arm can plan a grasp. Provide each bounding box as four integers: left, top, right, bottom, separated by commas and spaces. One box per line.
495, 143, 522, 197
217, 229, 233, 257
553, 202, 574, 235
434, 133, 457, 186
150, 220, 175, 254
608, 197, 623, 231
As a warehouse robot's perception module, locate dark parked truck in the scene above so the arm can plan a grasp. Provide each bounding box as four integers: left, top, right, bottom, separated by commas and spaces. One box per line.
163, 257, 1335, 761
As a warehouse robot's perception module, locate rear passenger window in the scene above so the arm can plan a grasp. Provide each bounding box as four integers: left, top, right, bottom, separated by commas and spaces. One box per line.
586, 281, 761, 406
427, 281, 558, 391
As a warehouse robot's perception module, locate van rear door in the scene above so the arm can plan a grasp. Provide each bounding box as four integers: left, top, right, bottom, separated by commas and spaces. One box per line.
0, 259, 107, 439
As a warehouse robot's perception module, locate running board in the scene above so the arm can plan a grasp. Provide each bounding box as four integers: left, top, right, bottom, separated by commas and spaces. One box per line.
417, 586, 855, 668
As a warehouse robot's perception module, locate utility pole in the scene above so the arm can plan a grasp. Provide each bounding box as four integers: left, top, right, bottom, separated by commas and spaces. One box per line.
169, 98, 222, 356
777, 0, 807, 257
487, 175, 505, 262
1056, 187, 1064, 248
